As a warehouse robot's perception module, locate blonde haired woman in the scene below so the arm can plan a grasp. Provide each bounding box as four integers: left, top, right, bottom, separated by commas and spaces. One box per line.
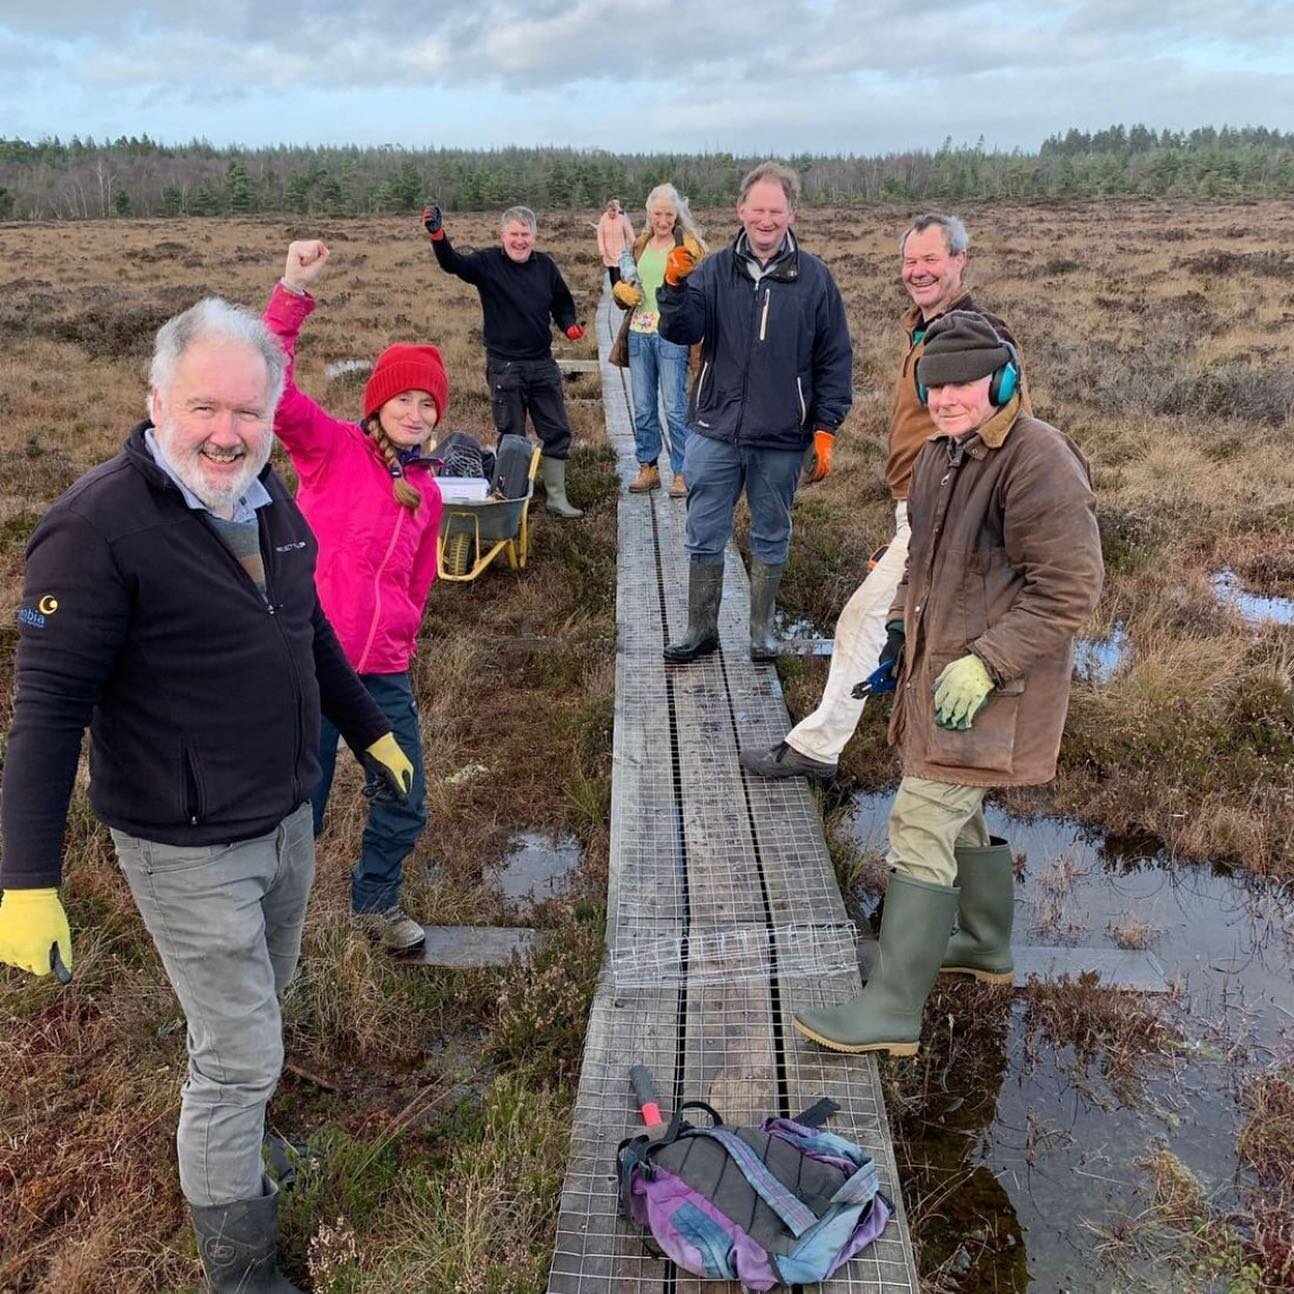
613, 184, 706, 497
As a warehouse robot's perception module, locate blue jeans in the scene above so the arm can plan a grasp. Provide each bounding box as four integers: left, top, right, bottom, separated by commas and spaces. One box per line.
628, 329, 690, 475
313, 672, 427, 914
682, 434, 804, 565
111, 802, 315, 1206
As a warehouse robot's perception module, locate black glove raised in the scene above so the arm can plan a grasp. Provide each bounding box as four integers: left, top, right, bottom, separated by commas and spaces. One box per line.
422, 204, 444, 239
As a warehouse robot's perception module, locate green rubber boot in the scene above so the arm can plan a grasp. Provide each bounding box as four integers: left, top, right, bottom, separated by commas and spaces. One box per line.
794, 873, 959, 1056
748, 559, 784, 662
941, 836, 1015, 984
663, 563, 723, 663
539, 456, 583, 518
191, 1177, 305, 1293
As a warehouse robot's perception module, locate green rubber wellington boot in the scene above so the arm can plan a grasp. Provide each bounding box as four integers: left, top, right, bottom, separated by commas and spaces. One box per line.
191, 1177, 305, 1293
748, 559, 784, 662
941, 836, 1015, 984
663, 563, 723, 663
793, 873, 959, 1056
539, 455, 583, 518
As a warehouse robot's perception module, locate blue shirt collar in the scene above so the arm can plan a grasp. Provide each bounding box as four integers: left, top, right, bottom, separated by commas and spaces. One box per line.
145, 427, 273, 523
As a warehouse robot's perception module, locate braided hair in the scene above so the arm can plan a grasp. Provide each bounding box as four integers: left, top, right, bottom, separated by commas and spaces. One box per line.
363, 416, 422, 511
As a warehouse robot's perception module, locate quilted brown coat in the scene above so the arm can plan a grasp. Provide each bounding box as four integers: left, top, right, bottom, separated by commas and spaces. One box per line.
888, 396, 1103, 787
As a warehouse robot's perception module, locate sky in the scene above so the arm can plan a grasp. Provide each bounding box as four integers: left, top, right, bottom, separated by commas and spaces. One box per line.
3, 1, 1294, 155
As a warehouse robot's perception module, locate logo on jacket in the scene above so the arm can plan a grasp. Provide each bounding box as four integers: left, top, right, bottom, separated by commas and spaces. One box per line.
274, 540, 307, 552
18, 596, 58, 630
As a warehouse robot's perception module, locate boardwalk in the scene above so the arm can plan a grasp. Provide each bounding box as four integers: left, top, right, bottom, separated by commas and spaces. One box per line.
547, 292, 919, 1293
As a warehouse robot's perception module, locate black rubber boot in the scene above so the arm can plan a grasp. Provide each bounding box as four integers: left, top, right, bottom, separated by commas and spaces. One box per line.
748, 559, 785, 661
663, 563, 723, 663
793, 873, 959, 1056
942, 836, 1015, 984
191, 1177, 305, 1293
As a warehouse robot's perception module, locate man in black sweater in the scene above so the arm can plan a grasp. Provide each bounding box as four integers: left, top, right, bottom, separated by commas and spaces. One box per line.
0, 298, 414, 1293
424, 203, 586, 518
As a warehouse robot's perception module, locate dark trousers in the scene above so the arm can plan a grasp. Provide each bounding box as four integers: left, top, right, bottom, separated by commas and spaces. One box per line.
313, 671, 427, 914
485, 353, 573, 460
607, 266, 622, 287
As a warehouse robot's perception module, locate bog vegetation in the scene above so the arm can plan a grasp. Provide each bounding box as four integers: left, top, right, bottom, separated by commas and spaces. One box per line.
0, 198, 1291, 1290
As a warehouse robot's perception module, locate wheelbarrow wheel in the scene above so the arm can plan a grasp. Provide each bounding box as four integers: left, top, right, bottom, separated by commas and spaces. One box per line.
444, 529, 474, 577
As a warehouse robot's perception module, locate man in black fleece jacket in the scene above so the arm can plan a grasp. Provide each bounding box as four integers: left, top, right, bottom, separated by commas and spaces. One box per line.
0, 298, 414, 1293
424, 202, 586, 517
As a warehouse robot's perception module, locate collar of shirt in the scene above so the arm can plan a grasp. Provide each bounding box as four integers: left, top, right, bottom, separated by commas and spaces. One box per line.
736, 228, 797, 283
145, 428, 272, 523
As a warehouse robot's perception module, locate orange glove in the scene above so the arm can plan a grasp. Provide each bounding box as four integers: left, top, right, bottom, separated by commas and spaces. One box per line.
803, 430, 834, 483
663, 246, 697, 286
565, 324, 585, 341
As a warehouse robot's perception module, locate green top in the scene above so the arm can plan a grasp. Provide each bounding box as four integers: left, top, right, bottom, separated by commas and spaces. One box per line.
630, 244, 668, 334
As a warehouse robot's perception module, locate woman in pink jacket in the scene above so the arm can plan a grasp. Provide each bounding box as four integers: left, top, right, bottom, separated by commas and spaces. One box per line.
596, 198, 636, 286
264, 239, 445, 954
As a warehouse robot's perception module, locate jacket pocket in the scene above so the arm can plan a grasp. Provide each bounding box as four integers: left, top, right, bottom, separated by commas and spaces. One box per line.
924, 654, 1025, 775
181, 746, 206, 826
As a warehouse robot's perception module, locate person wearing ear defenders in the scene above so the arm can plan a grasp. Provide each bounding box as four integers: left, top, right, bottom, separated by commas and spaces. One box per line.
793, 309, 1103, 1056
742, 212, 1029, 783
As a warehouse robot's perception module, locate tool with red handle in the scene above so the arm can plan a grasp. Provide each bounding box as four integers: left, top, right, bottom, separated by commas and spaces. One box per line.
629, 1065, 667, 1137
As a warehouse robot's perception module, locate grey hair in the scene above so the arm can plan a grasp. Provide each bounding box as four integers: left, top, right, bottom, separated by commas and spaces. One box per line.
148, 297, 287, 417
900, 213, 969, 256
644, 183, 708, 254
737, 160, 801, 210
500, 205, 537, 234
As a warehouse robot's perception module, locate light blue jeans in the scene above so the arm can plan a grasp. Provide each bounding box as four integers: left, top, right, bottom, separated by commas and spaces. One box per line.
111, 801, 315, 1206
628, 328, 690, 476
682, 433, 804, 565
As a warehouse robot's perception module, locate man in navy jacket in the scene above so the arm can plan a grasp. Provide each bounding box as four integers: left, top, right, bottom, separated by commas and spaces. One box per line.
657, 160, 853, 663
0, 298, 413, 1293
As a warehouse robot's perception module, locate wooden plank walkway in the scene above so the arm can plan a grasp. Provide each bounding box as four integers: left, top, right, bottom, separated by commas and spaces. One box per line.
547, 293, 919, 1293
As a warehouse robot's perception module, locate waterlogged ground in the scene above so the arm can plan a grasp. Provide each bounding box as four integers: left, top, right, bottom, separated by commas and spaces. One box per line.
846, 793, 1294, 1291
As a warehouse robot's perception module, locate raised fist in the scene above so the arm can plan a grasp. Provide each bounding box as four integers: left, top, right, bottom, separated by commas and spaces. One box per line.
422, 205, 445, 241
283, 240, 329, 292
663, 246, 697, 286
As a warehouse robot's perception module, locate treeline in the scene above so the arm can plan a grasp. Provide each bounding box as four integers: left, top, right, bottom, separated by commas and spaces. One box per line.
1, 125, 1292, 221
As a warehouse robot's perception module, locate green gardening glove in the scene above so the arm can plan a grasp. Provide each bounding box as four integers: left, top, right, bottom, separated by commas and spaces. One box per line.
933, 655, 995, 731
0, 887, 73, 979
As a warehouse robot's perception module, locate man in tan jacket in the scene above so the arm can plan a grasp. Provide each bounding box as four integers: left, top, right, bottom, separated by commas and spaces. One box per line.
741, 213, 1026, 781
794, 311, 1103, 1056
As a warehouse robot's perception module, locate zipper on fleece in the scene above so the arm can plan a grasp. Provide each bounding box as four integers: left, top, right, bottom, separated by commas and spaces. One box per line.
758, 287, 771, 341
356, 510, 406, 672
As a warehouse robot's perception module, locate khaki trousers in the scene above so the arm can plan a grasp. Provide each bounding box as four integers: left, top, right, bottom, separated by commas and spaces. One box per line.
886, 776, 990, 887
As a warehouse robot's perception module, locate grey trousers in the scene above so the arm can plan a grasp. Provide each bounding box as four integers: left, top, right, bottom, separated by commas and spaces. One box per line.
111, 801, 315, 1207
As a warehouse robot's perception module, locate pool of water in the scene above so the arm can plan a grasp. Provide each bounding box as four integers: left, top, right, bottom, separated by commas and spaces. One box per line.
491, 831, 582, 909
1074, 623, 1130, 683
1211, 568, 1294, 626
846, 792, 1294, 1290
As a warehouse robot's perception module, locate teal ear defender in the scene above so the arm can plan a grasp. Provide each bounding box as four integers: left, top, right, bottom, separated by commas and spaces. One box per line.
916, 335, 1020, 407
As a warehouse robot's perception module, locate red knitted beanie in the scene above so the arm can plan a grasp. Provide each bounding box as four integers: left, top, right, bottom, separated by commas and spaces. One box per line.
362, 344, 450, 421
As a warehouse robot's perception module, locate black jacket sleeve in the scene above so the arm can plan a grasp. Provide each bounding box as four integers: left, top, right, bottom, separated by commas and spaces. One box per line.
430, 234, 485, 286
657, 271, 708, 346
548, 260, 578, 333
311, 600, 390, 754
809, 271, 853, 434
1, 509, 131, 888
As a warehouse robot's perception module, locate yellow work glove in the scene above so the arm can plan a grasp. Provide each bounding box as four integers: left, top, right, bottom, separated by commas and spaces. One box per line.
933, 654, 995, 731
0, 887, 73, 980
358, 733, 414, 805
612, 280, 643, 310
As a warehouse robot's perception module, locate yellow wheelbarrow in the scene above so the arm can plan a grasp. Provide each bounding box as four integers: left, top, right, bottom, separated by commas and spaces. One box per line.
436, 437, 541, 582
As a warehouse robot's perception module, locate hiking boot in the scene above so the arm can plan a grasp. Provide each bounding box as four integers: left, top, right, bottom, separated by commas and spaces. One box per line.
748, 559, 784, 661
539, 456, 583, 518
794, 873, 959, 1056
739, 741, 837, 784
663, 563, 723, 664
190, 1177, 305, 1293
353, 907, 426, 954
668, 472, 688, 499
941, 837, 1015, 984
628, 463, 661, 493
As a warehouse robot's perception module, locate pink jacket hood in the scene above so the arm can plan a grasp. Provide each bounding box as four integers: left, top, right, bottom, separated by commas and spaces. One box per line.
264, 283, 444, 675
